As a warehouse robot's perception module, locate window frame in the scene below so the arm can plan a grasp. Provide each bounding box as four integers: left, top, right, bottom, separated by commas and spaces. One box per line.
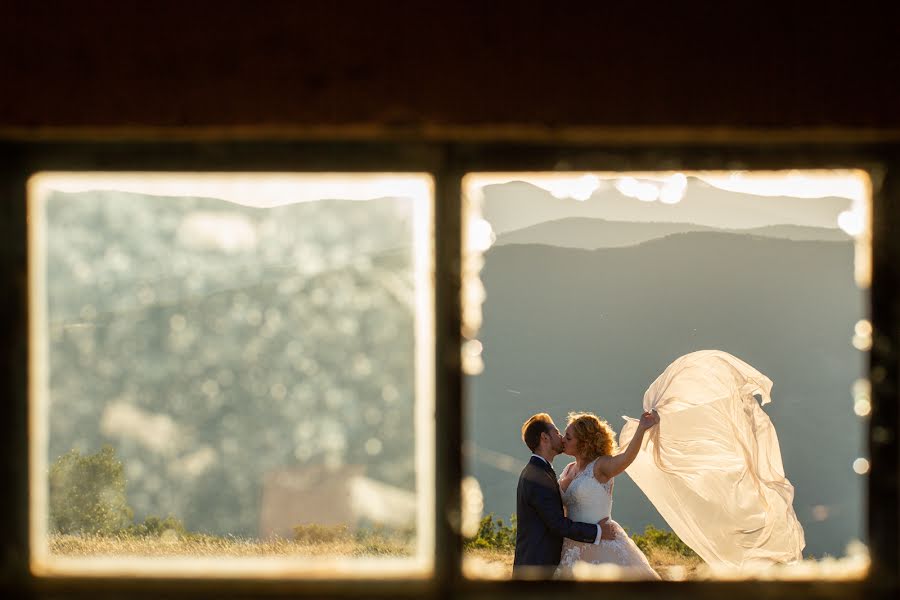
0, 140, 896, 600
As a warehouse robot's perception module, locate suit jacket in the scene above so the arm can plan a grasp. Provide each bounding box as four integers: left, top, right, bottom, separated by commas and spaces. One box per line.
513, 455, 598, 569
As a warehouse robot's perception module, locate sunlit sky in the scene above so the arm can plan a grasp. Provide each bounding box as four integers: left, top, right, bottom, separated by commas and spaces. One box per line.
30, 170, 870, 237
465, 171, 867, 201
29, 173, 434, 207
466, 170, 869, 236
699, 172, 867, 204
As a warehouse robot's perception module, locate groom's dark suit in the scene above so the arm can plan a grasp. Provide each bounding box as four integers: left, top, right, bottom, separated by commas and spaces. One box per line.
513, 455, 598, 570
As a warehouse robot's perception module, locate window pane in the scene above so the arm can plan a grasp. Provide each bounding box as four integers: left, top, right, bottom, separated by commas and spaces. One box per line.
461, 171, 870, 581
28, 173, 434, 578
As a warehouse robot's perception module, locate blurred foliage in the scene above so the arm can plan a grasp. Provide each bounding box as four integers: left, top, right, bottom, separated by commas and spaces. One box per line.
49, 445, 133, 535
45, 191, 418, 537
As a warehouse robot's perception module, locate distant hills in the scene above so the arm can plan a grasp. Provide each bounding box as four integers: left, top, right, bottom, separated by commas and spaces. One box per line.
481, 177, 852, 234
467, 231, 864, 558
495, 217, 850, 249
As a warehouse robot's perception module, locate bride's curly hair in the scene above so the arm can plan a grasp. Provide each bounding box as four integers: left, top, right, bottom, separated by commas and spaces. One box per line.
567, 412, 618, 460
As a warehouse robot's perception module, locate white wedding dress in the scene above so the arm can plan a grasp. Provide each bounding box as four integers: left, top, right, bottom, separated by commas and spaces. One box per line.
618, 350, 805, 569
557, 459, 660, 579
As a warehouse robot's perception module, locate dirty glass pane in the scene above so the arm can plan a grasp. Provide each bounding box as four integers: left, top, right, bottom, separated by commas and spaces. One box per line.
461, 171, 870, 581
28, 173, 434, 578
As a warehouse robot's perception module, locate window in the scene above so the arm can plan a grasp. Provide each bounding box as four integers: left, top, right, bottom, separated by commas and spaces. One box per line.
1, 141, 896, 599
462, 170, 870, 581
27, 172, 435, 579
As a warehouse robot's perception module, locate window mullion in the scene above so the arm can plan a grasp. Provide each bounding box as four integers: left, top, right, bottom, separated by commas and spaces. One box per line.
433, 167, 464, 592
868, 157, 900, 585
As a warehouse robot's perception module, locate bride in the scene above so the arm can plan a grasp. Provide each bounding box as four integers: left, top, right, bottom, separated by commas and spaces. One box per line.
556, 410, 661, 579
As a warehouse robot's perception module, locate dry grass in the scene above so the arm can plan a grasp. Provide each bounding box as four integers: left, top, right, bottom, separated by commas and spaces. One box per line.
643, 545, 705, 580
49, 535, 868, 582
49, 533, 413, 558
463, 546, 869, 582
52, 535, 696, 578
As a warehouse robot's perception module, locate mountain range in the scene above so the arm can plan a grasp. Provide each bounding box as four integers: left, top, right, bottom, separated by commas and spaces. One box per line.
495, 217, 850, 249
481, 177, 852, 233
467, 231, 865, 559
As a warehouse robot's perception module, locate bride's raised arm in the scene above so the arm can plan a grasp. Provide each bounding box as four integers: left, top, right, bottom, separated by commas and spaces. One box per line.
594, 410, 658, 480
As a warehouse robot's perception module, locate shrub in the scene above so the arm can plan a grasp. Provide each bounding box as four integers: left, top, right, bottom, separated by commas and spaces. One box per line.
48, 445, 134, 535
126, 515, 187, 538
631, 524, 698, 558
464, 514, 516, 550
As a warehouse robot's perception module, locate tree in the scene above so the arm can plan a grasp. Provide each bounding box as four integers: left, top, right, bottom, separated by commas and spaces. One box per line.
48, 445, 133, 535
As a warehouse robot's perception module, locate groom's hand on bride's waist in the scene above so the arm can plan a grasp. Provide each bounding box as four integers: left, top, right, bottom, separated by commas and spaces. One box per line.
597, 517, 617, 541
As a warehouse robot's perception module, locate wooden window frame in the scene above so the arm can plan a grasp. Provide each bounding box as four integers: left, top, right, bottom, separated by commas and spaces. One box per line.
0, 140, 896, 600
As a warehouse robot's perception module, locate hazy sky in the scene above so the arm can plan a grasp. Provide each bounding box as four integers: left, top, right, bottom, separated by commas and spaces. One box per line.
29, 173, 433, 207
470, 171, 868, 234
29, 169, 869, 235
467, 171, 867, 204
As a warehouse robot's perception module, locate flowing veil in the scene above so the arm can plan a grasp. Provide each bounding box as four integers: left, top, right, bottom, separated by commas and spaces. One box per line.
619, 350, 805, 568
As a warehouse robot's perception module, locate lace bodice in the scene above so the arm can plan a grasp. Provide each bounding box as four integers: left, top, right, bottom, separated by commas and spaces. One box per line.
560, 459, 613, 523
557, 459, 660, 579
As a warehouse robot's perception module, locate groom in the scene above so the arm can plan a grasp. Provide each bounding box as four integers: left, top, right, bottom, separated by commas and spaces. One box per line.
513, 413, 616, 574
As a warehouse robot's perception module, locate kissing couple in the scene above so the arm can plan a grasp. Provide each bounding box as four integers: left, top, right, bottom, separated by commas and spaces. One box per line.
512, 351, 807, 578
513, 410, 661, 579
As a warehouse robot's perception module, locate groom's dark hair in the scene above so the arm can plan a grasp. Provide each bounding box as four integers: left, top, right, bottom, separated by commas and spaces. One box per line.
522, 413, 554, 452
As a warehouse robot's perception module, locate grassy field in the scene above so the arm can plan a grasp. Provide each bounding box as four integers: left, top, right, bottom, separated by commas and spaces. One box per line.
461, 546, 870, 581
48, 533, 701, 580
47, 533, 866, 582
49, 532, 413, 559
